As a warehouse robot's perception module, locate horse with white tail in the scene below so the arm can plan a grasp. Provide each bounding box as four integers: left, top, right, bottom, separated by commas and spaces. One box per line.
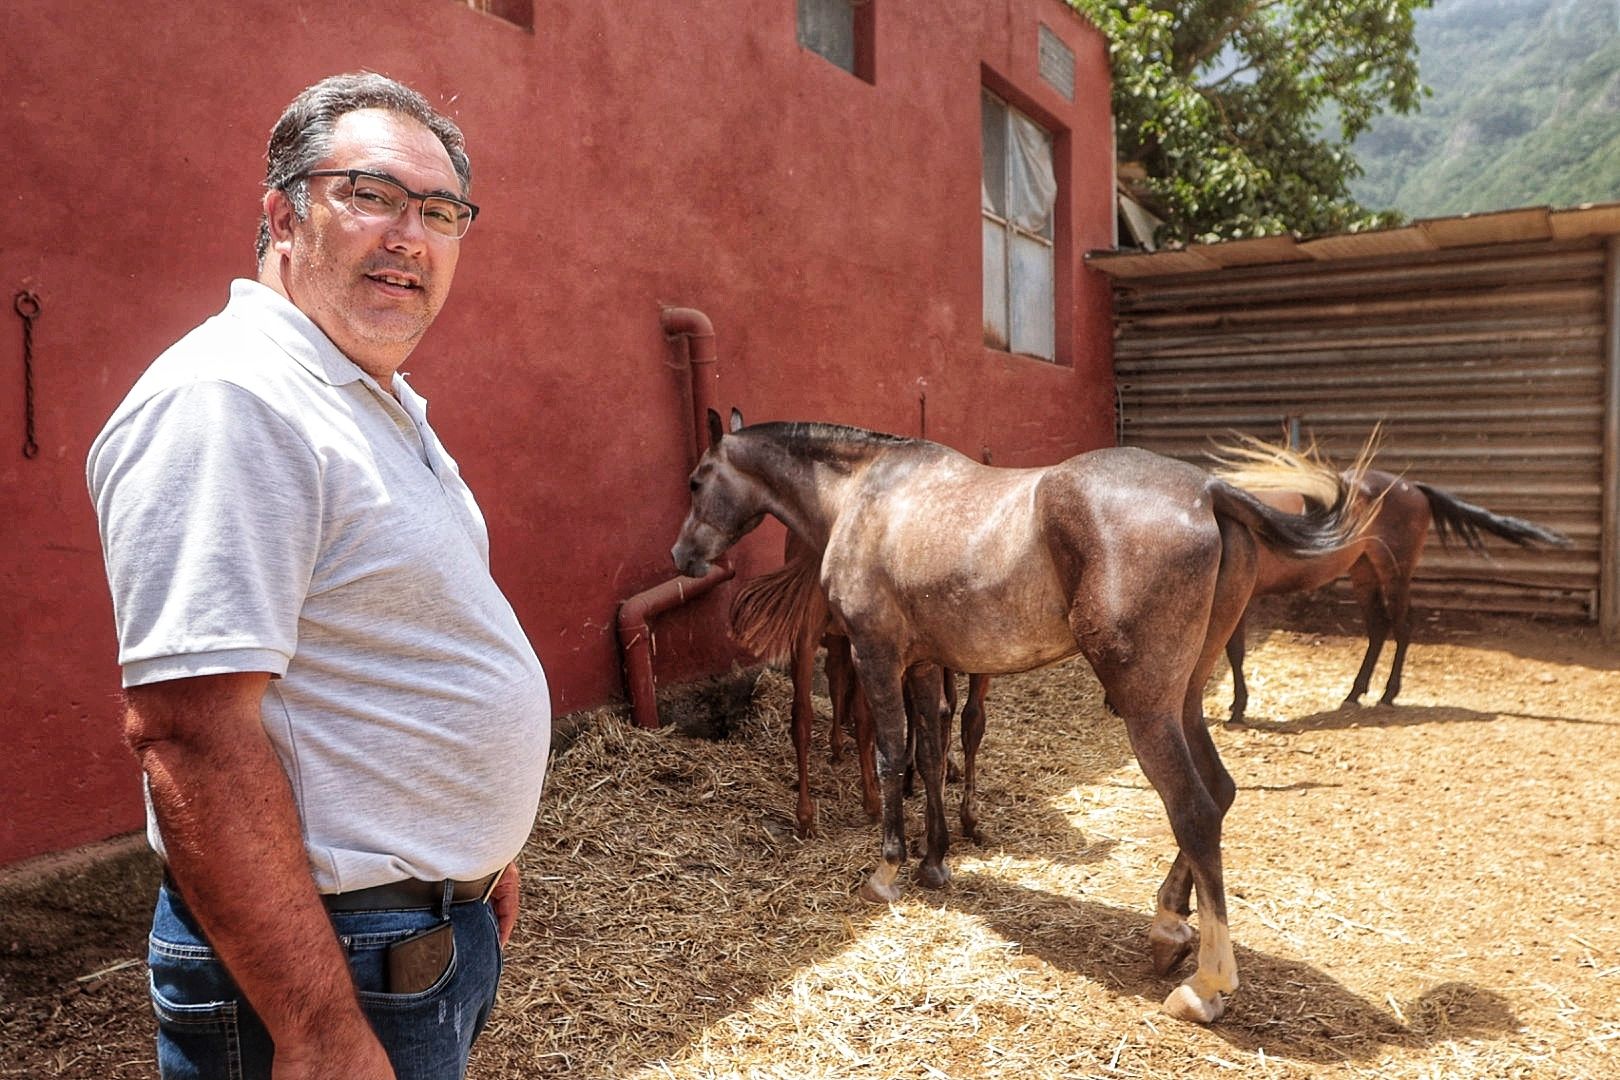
671, 409, 1374, 1023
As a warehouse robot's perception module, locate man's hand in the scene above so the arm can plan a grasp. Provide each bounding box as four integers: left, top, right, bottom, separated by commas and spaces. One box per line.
490, 861, 521, 946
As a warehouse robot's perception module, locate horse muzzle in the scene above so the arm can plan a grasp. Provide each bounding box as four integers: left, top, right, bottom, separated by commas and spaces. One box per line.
670, 540, 710, 579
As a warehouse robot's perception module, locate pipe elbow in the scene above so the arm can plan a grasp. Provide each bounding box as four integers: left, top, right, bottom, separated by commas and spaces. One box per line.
660, 306, 716, 356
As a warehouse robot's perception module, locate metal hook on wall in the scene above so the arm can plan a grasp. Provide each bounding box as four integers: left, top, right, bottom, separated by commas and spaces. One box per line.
14, 291, 41, 459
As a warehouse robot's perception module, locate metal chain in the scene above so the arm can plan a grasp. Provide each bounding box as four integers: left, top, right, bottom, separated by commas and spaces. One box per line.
14, 291, 39, 459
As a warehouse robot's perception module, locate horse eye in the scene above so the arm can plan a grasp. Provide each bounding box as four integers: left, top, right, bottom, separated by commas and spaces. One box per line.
689, 477, 701, 492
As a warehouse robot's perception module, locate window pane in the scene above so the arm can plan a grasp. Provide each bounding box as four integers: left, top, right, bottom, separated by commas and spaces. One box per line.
1009, 233, 1054, 360
981, 93, 1007, 217
798, 0, 856, 74
983, 217, 1008, 350
1007, 112, 1056, 240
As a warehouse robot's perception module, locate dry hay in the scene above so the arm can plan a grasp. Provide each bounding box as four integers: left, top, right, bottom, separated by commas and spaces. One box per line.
4, 602, 1617, 1078
472, 602, 1619, 1080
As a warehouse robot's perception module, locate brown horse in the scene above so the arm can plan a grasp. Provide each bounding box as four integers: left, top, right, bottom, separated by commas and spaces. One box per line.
1214, 443, 1572, 723
672, 410, 1371, 1023
730, 541, 993, 842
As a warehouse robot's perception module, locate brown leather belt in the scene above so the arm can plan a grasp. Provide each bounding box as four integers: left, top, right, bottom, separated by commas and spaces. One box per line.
321, 872, 501, 912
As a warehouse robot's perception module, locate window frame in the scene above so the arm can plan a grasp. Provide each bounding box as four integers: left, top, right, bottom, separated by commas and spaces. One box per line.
981, 87, 1063, 364
796, 0, 875, 83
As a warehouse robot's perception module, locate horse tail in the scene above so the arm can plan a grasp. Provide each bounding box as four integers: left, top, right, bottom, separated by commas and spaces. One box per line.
728, 551, 828, 664
1208, 478, 1371, 557
1413, 483, 1571, 554
1206, 432, 1344, 508
1206, 428, 1383, 556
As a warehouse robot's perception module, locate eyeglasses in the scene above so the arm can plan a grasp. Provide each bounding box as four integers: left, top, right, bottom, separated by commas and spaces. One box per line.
292, 169, 479, 239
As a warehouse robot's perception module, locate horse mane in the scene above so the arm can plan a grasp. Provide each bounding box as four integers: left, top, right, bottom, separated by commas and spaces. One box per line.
728, 550, 828, 664
744, 421, 916, 474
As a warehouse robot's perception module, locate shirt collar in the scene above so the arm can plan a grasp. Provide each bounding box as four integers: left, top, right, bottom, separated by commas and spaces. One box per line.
223, 279, 405, 396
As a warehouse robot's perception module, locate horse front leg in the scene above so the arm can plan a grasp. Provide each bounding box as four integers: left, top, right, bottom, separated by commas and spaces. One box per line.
906, 664, 952, 890
851, 647, 910, 904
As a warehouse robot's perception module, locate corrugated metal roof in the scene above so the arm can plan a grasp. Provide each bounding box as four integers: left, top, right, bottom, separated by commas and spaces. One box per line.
1089, 201, 1620, 278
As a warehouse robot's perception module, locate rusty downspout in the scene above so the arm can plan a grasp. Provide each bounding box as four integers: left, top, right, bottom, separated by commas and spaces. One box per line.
615, 307, 734, 728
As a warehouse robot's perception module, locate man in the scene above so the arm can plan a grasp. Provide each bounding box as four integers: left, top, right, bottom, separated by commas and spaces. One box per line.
86, 73, 551, 1080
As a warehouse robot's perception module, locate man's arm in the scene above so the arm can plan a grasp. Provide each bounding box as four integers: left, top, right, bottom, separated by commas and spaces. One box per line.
125, 672, 395, 1080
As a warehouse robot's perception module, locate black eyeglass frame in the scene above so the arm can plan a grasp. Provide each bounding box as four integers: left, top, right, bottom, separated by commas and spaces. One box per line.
289, 168, 480, 236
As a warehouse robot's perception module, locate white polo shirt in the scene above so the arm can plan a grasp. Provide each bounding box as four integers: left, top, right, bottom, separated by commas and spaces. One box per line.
87, 279, 551, 892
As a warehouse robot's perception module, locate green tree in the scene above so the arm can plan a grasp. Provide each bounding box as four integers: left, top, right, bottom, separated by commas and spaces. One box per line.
1071, 0, 1432, 245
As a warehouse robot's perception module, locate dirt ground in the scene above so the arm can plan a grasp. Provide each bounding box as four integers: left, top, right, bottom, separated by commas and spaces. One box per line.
3, 597, 1617, 1079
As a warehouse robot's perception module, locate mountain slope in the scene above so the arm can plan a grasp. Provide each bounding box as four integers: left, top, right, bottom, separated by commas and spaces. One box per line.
1350, 0, 1620, 216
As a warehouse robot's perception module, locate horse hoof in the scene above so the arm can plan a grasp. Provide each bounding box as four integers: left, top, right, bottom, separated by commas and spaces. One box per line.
916, 862, 951, 890
1162, 983, 1226, 1024
1148, 921, 1195, 976
859, 877, 902, 904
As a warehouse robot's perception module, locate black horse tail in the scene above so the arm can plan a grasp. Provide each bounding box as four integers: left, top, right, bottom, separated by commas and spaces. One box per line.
728, 550, 828, 664
1414, 483, 1572, 554
1207, 477, 1371, 558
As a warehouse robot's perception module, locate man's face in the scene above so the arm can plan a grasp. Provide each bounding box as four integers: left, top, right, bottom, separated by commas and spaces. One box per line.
266, 108, 465, 379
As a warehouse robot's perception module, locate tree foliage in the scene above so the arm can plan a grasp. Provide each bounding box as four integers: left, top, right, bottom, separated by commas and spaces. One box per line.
1069, 0, 1432, 245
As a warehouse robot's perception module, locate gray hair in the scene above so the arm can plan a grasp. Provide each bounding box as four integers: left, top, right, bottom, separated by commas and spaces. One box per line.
255, 72, 473, 264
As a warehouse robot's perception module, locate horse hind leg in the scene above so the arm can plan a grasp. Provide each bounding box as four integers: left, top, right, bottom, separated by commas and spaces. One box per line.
1149, 713, 1238, 979
1224, 608, 1250, 725
1379, 568, 1417, 706
852, 646, 912, 904
1090, 644, 1238, 1022
1152, 523, 1247, 981
829, 638, 881, 820
907, 663, 954, 890
788, 627, 820, 838
958, 674, 990, 844
1345, 560, 1390, 706
1111, 697, 1238, 1023
824, 634, 849, 763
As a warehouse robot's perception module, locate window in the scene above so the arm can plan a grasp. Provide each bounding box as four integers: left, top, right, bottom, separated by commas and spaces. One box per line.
981, 90, 1057, 361
797, 0, 874, 82
462, 0, 532, 31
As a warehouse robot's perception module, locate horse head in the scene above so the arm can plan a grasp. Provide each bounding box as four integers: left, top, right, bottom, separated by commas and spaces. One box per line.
671, 408, 768, 577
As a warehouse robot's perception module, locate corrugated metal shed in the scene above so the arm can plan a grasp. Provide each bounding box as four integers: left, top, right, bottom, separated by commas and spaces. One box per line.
1087, 204, 1620, 637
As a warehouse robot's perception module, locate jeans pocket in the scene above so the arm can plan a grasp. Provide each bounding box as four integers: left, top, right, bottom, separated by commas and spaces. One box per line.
147, 946, 246, 1080
344, 925, 460, 1008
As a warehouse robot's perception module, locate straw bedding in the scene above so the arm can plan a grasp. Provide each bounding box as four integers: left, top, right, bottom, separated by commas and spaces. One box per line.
3, 598, 1617, 1079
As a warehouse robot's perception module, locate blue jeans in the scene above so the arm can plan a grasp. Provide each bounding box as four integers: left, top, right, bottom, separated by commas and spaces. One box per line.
147, 882, 503, 1080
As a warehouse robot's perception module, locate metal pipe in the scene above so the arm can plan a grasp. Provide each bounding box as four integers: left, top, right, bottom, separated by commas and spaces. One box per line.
617, 562, 736, 729
660, 306, 720, 461
615, 306, 731, 728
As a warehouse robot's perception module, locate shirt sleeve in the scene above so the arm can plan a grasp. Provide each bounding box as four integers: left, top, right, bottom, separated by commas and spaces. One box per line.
88, 380, 322, 687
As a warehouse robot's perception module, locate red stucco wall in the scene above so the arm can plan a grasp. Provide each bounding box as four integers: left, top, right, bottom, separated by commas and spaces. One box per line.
0, 0, 1117, 865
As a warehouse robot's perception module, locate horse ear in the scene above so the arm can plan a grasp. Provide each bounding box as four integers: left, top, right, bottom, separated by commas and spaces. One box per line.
729, 407, 744, 433
707, 408, 726, 447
